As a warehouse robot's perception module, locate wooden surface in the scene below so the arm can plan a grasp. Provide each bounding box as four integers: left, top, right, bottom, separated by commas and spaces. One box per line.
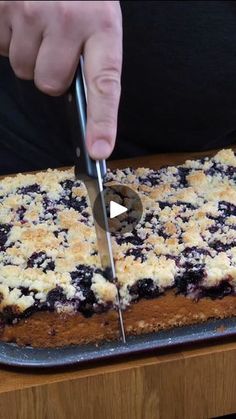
0, 146, 236, 419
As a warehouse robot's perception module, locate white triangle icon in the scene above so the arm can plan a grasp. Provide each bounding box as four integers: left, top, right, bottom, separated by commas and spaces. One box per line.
110, 200, 128, 219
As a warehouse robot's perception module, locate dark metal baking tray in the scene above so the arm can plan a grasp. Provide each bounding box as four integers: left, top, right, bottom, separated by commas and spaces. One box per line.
0, 316, 236, 368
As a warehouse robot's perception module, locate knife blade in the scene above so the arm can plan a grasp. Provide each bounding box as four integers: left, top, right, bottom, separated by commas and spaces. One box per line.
67, 58, 126, 343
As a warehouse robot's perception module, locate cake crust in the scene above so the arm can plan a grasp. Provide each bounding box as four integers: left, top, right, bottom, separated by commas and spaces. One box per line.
1, 310, 119, 348
1, 291, 236, 347
123, 291, 236, 335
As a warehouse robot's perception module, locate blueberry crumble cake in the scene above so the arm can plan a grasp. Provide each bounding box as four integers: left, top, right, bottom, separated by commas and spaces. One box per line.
0, 148, 235, 347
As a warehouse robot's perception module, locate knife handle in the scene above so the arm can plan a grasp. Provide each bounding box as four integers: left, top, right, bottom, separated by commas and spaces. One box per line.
67, 58, 107, 179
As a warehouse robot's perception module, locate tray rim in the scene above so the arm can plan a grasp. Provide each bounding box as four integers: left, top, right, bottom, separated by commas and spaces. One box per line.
0, 316, 236, 369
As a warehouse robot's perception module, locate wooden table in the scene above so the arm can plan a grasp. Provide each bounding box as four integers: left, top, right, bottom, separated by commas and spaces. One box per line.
0, 147, 236, 419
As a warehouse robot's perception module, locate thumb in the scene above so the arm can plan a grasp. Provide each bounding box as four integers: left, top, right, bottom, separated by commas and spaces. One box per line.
83, 27, 122, 160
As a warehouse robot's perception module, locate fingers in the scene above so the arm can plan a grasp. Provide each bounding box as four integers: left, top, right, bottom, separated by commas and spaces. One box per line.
34, 2, 85, 96
34, 34, 82, 96
0, 22, 11, 57
0, 2, 11, 57
8, 22, 42, 80
83, 19, 122, 160
0, 0, 123, 161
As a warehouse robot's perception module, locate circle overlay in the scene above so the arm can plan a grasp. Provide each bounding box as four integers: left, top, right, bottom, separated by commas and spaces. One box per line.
93, 184, 143, 235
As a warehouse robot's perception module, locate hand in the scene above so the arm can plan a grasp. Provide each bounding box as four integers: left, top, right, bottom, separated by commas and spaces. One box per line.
0, 1, 122, 159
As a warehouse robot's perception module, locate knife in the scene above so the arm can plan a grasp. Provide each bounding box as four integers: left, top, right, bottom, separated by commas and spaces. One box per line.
67, 58, 126, 343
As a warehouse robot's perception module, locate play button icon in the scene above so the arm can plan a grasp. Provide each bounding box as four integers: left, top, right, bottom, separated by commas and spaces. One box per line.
110, 201, 128, 219
93, 184, 143, 234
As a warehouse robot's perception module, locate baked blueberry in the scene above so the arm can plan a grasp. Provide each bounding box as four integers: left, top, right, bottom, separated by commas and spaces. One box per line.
27, 252, 55, 271
177, 167, 191, 187
218, 201, 236, 217
116, 235, 143, 246
70, 264, 94, 287
46, 286, 67, 310
78, 288, 96, 317
129, 278, 160, 299
16, 206, 26, 221
0, 224, 11, 249
17, 184, 41, 195
60, 179, 74, 191
209, 241, 236, 252
175, 267, 205, 295
202, 280, 233, 299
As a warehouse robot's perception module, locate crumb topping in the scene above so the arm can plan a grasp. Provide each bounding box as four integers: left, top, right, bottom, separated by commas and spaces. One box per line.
0, 149, 235, 323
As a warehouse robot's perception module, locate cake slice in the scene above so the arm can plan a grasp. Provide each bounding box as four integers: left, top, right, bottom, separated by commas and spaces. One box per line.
106, 148, 236, 334
0, 171, 119, 347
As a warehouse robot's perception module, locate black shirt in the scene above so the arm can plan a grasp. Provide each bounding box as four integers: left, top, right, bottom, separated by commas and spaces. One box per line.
1, 1, 236, 174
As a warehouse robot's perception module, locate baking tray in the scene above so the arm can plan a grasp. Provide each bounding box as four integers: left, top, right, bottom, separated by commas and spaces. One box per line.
0, 316, 236, 368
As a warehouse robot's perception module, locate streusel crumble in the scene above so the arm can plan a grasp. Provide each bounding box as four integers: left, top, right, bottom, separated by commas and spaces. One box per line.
0, 149, 235, 346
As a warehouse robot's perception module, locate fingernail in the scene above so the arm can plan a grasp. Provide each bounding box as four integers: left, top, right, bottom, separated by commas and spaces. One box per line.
91, 140, 111, 159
